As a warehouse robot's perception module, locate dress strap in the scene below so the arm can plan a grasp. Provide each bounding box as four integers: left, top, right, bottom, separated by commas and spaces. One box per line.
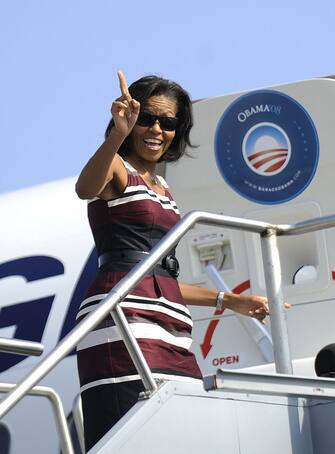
118, 155, 138, 175
119, 156, 168, 187
156, 175, 169, 189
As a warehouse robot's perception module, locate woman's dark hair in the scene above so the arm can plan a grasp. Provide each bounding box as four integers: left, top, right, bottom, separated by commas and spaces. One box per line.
104, 75, 195, 162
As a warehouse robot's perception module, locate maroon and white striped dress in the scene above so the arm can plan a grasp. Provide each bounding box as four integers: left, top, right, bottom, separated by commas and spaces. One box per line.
76, 159, 202, 447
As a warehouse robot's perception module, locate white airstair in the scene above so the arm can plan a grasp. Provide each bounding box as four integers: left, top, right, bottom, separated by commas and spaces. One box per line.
90, 372, 335, 454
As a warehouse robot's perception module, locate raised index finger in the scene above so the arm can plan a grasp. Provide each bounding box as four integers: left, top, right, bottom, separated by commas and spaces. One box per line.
117, 70, 131, 99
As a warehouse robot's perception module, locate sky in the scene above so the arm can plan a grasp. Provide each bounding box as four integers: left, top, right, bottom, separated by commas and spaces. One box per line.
1, 0, 335, 193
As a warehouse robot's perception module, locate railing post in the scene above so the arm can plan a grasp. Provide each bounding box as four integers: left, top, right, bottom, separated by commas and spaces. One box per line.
111, 305, 158, 393
72, 394, 85, 454
261, 228, 293, 374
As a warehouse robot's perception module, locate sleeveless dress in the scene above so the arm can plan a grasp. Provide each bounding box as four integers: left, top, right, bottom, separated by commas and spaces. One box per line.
76, 159, 202, 450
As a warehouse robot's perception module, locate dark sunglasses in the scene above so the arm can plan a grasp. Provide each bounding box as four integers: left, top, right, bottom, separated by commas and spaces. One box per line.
137, 112, 178, 131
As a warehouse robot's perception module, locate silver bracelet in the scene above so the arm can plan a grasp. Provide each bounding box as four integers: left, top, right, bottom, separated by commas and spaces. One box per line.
216, 291, 225, 311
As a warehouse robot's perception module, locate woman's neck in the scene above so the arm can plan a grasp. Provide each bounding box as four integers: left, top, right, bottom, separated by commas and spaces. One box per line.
127, 155, 157, 175
126, 155, 165, 191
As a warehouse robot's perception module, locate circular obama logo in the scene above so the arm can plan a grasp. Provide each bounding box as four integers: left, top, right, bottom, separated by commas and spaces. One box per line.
215, 90, 319, 204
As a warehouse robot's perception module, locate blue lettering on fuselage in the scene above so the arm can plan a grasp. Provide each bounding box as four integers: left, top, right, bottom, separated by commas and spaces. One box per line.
0, 251, 98, 372
0, 297, 54, 372
0, 256, 64, 372
58, 248, 98, 353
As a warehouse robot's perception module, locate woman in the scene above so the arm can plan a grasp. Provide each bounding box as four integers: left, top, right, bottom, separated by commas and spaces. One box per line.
75, 71, 269, 451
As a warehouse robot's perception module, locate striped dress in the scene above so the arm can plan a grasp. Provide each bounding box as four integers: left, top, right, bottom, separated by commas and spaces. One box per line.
76, 159, 202, 449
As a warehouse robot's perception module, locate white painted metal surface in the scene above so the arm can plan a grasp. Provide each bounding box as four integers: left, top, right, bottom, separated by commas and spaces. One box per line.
91, 379, 335, 454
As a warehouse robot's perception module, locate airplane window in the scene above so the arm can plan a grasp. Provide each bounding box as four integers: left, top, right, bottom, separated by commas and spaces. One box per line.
0, 422, 10, 454
292, 265, 318, 284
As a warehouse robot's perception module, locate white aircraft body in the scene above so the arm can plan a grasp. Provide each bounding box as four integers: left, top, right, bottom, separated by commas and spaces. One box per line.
1, 77, 335, 453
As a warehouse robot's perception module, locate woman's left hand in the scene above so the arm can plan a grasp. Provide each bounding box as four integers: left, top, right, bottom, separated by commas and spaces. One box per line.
229, 293, 291, 324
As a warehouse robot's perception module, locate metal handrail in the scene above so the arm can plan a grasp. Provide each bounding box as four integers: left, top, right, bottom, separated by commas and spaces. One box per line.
1, 210, 335, 422
0, 338, 44, 356
72, 394, 84, 454
204, 369, 335, 399
0, 383, 74, 454
277, 213, 335, 235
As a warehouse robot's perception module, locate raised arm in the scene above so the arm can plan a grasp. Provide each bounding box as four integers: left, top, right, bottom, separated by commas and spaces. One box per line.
75, 71, 140, 199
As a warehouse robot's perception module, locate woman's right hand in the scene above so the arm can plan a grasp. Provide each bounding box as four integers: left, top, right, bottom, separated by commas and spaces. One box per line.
111, 70, 141, 138
76, 70, 139, 200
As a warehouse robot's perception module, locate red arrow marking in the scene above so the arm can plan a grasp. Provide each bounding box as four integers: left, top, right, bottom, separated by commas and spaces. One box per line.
200, 319, 219, 359
200, 280, 251, 359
